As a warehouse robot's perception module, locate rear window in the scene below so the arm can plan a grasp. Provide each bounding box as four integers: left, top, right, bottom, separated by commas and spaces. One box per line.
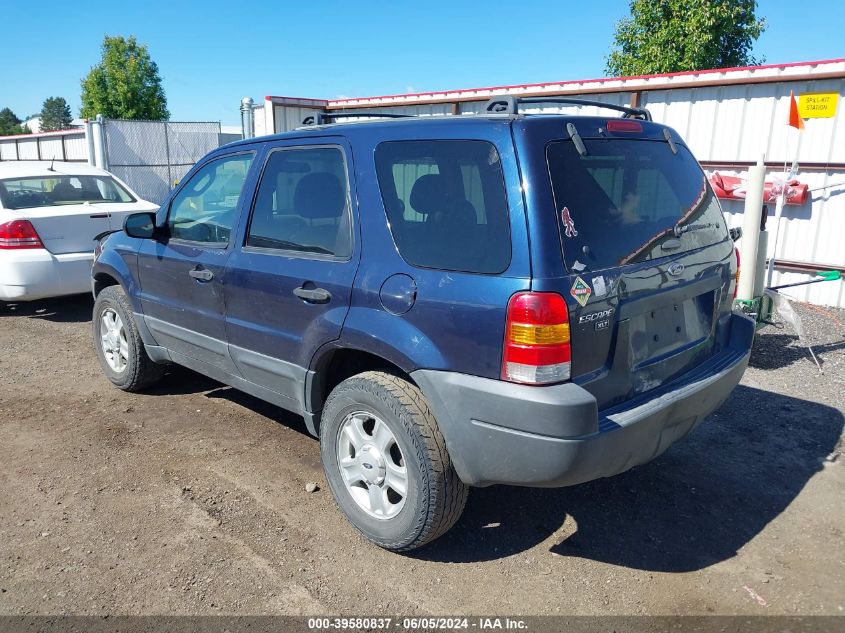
0, 175, 135, 210
375, 140, 511, 273
546, 139, 727, 271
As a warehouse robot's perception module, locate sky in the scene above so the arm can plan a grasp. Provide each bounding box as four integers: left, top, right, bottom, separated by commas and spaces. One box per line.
1, 0, 842, 127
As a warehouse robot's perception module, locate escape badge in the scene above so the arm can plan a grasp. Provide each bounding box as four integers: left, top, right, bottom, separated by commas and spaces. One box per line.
570, 276, 592, 307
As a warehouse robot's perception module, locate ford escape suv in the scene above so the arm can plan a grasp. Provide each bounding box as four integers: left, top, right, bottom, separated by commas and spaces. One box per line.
91, 97, 754, 551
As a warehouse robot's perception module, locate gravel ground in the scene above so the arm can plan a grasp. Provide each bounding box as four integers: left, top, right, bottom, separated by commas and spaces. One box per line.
0, 294, 842, 616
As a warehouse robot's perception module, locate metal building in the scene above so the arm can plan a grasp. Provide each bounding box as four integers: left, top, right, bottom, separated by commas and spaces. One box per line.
256, 58, 845, 308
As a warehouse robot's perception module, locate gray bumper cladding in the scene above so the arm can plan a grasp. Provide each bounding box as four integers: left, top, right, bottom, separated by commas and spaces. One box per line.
412, 312, 755, 488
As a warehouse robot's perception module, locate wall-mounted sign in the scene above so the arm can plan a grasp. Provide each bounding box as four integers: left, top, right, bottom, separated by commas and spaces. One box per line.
798, 93, 838, 118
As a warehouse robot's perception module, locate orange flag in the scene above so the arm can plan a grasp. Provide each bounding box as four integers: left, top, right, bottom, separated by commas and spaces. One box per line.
788, 90, 805, 130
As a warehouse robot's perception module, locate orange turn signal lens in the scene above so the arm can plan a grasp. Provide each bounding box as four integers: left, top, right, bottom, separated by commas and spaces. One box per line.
508, 322, 571, 345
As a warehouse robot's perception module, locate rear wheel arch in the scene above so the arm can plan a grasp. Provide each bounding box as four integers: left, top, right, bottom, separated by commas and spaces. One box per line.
308, 346, 418, 422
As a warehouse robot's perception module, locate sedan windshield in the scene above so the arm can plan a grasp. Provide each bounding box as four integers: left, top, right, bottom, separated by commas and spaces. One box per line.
0, 175, 135, 210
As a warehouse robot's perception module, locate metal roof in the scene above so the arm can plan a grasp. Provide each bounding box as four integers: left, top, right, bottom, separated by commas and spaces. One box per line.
307, 58, 845, 109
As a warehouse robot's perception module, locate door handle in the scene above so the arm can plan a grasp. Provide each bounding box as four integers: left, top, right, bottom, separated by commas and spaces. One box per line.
189, 267, 214, 282
293, 286, 331, 303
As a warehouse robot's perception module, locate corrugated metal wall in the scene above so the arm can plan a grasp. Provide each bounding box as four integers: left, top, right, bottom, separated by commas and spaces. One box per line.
639, 78, 845, 307
0, 130, 88, 162
272, 105, 326, 132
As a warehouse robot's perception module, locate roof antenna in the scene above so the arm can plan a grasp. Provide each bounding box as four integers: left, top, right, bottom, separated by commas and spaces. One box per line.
47, 156, 55, 172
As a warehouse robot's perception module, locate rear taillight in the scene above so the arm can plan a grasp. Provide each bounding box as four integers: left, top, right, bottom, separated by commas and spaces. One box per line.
0, 220, 44, 249
733, 247, 741, 299
502, 292, 571, 385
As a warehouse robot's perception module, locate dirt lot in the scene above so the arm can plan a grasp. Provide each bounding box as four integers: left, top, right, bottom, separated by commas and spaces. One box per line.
0, 294, 843, 616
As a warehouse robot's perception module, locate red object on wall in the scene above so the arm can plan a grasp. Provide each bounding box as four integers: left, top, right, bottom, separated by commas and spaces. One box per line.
708, 172, 809, 205
788, 90, 806, 131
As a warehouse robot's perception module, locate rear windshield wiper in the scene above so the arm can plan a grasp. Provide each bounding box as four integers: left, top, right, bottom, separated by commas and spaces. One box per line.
673, 222, 714, 237
567, 123, 587, 156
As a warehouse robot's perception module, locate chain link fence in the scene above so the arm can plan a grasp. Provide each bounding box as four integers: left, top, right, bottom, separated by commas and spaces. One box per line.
103, 120, 222, 204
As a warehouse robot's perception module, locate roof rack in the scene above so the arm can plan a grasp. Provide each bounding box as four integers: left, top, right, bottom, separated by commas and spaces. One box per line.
301, 111, 414, 126
482, 95, 652, 121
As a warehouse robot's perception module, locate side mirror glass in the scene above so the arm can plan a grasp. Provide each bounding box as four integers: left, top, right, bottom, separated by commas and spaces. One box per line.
124, 212, 157, 239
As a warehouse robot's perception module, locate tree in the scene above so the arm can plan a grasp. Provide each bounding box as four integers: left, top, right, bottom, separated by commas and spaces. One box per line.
40, 96, 73, 131
0, 107, 29, 135
80, 35, 169, 120
606, 0, 766, 76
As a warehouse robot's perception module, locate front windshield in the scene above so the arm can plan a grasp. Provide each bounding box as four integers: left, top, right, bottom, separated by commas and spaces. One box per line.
0, 175, 135, 210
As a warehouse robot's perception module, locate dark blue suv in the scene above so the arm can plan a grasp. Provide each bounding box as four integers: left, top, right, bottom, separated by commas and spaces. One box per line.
91, 98, 754, 551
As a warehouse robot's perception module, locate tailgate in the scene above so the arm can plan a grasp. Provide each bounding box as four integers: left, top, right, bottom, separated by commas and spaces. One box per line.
528, 122, 736, 409
566, 243, 733, 410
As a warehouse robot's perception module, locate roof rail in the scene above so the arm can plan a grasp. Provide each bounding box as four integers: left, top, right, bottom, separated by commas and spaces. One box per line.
483, 95, 652, 121
301, 111, 414, 126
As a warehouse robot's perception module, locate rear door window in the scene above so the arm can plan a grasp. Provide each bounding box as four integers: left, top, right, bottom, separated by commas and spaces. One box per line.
246, 146, 352, 258
546, 139, 728, 271
375, 140, 511, 273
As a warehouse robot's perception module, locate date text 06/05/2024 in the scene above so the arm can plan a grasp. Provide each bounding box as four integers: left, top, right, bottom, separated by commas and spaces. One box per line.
307, 617, 528, 630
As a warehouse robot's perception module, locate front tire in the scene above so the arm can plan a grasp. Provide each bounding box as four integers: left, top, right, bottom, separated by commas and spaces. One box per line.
320, 371, 468, 552
93, 285, 164, 392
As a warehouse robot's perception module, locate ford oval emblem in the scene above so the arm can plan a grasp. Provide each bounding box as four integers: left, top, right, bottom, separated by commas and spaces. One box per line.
667, 262, 685, 276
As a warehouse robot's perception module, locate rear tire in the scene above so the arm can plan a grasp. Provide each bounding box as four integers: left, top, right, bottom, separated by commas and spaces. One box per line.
320, 371, 468, 551
93, 285, 164, 392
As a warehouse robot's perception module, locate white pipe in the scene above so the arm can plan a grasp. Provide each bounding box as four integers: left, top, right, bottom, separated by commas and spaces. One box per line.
737, 155, 766, 301
240, 97, 255, 139
754, 231, 768, 297
91, 115, 108, 170
84, 120, 96, 166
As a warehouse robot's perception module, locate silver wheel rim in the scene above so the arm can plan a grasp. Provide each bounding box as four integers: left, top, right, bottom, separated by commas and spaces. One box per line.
100, 308, 129, 373
336, 411, 408, 520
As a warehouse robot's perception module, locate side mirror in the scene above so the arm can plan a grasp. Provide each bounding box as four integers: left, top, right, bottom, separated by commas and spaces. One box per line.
124, 212, 158, 239
729, 226, 743, 243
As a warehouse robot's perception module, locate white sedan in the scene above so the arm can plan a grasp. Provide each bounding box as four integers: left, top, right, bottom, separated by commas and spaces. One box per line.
0, 161, 157, 301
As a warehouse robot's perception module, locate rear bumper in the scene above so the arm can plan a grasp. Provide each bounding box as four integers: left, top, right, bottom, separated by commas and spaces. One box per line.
412, 312, 754, 487
0, 249, 93, 301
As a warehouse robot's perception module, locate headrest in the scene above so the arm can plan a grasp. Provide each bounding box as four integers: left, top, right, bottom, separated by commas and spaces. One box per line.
52, 182, 77, 197
294, 172, 345, 219
409, 174, 451, 216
